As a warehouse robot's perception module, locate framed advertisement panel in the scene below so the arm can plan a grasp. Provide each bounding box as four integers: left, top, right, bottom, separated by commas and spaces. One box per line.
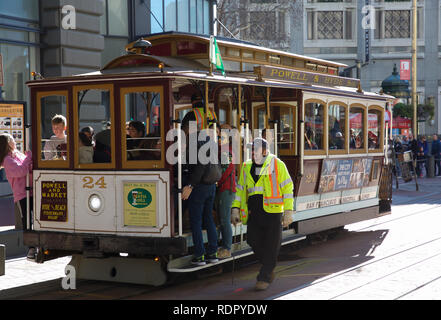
0, 101, 26, 152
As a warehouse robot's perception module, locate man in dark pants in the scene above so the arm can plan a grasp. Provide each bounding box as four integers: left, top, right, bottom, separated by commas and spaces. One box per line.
231, 138, 294, 290
181, 120, 218, 266
431, 134, 441, 176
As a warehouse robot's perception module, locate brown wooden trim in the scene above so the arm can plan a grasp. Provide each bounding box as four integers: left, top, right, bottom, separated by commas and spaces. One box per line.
72, 83, 116, 169
120, 85, 165, 169
36, 90, 70, 169
328, 101, 349, 155
367, 105, 385, 154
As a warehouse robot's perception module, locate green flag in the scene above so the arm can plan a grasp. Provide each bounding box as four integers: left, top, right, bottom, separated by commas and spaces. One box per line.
210, 36, 225, 76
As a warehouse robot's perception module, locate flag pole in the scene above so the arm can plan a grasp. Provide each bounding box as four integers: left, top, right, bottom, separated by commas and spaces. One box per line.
209, 36, 214, 76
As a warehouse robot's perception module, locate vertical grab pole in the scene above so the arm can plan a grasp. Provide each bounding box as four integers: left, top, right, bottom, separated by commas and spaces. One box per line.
25, 124, 31, 230
385, 122, 389, 165
172, 119, 183, 237
177, 120, 182, 236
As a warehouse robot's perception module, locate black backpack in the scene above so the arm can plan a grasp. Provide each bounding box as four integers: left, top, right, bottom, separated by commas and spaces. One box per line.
201, 162, 222, 185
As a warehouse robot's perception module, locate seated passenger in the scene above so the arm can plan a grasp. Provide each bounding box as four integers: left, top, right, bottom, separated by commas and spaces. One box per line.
127, 121, 147, 160
79, 132, 93, 164
141, 134, 161, 160
304, 128, 318, 150
43, 114, 67, 160
80, 126, 95, 147
93, 129, 111, 163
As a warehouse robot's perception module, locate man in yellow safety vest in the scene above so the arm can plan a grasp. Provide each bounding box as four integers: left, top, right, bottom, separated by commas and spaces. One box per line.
181, 93, 217, 130
231, 137, 295, 291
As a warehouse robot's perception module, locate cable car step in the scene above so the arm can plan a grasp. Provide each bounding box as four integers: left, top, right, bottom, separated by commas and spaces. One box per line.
167, 232, 306, 273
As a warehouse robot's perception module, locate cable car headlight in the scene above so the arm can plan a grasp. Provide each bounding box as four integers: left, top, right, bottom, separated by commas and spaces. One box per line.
88, 194, 102, 212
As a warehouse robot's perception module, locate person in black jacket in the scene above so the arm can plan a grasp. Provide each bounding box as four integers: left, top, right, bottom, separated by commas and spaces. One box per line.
181, 120, 219, 266
431, 134, 441, 176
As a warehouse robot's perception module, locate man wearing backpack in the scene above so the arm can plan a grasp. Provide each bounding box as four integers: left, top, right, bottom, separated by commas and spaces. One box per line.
231, 137, 294, 291
181, 120, 220, 266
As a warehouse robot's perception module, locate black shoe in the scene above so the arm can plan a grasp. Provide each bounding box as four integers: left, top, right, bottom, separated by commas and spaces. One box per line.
206, 253, 219, 263
26, 247, 36, 260
191, 255, 206, 266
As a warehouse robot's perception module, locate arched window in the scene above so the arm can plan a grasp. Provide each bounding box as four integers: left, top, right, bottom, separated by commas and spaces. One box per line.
304, 101, 325, 151
328, 103, 347, 152
368, 107, 383, 151
349, 105, 366, 152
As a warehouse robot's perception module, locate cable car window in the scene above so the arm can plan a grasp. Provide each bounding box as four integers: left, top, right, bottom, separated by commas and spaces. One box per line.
40, 95, 68, 162
217, 88, 233, 125
304, 102, 324, 150
368, 109, 381, 150
123, 88, 162, 164
76, 87, 112, 165
328, 104, 346, 150
275, 105, 295, 153
350, 106, 365, 150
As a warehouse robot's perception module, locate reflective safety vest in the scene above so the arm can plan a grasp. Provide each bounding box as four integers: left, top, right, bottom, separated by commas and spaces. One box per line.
231, 153, 294, 225
193, 107, 217, 130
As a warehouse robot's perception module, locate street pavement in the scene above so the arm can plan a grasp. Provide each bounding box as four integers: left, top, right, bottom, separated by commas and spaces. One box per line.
0, 175, 440, 299
277, 175, 441, 300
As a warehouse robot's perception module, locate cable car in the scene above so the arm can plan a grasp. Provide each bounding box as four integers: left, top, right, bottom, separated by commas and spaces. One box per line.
24, 32, 394, 286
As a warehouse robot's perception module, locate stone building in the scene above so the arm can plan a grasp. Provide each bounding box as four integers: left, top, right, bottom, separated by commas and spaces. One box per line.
217, 0, 440, 134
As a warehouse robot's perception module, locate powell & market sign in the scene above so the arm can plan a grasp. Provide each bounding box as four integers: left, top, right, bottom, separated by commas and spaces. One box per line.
254, 65, 361, 90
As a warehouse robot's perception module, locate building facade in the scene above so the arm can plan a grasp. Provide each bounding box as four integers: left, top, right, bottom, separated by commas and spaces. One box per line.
218, 0, 440, 135
0, 0, 215, 184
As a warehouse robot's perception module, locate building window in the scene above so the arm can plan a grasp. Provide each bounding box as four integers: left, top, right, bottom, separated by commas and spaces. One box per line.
134, 0, 212, 36
317, 11, 343, 39
102, 0, 129, 37
165, 0, 177, 31
0, 0, 39, 21
250, 11, 276, 40
307, 10, 353, 40
384, 10, 410, 38
375, 8, 424, 39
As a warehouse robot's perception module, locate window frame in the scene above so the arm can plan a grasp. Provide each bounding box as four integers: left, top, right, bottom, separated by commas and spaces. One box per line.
349, 103, 367, 154
304, 98, 327, 156
120, 85, 165, 169
367, 105, 384, 153
252, 102, 297, 156
327, 101, 348, 155
73, 84, 115, 169
36, 90, 70, 169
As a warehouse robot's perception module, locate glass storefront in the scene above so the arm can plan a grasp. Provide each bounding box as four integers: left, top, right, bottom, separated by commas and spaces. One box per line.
132, 0, 214, 38
0, 1, 40, 182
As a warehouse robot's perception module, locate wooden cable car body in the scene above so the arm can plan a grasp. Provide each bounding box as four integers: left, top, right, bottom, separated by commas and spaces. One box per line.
23, 33, 394, 285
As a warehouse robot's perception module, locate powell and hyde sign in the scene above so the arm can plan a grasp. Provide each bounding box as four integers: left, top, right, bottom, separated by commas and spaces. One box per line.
254, 66, 361, 90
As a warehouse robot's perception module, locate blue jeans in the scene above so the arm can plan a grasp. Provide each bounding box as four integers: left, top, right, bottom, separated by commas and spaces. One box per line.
215, 190, 234, 251
188, 184, 217, 258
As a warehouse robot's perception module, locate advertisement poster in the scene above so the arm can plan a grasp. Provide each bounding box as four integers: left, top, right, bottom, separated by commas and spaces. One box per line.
123, 182, 157, 227
350, 159, 365, 188
40, 181, 68, 222
319, 158, 374, 193
318, 159, 338, 193
0, 102, 24, 152
335, 159, 353, 190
